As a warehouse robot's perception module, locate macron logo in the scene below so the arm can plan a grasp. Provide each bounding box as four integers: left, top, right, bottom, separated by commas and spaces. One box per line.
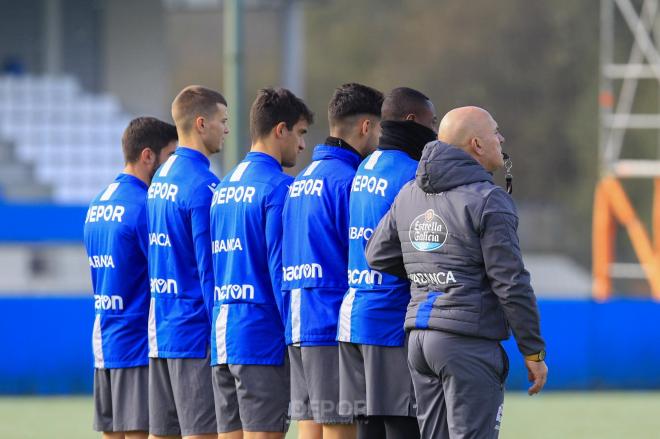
283, 263, 323, 281
214, 284, 255, 301
94, 294, 124, 310
150, 278, 178, 294
348, 269, 382, 285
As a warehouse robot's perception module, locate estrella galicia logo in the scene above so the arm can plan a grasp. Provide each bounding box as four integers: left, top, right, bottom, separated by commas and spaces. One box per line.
409, 209, 448, 251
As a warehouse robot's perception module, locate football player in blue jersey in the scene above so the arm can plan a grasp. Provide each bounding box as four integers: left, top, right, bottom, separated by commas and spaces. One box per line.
337, 88, 438, 439
282, 83, 384, 439
84, 116, 177, 439
209, 87, 313, 439
147, 86, 228, 439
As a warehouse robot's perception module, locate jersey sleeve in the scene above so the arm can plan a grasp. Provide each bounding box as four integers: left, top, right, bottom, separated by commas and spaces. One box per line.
334, 180, 352, 257
134, 202, 149, 258
190, 176, 219, 321
264, 178, 291, 323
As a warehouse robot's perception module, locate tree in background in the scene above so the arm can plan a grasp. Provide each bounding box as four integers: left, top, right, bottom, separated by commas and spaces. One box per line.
304, 0, 599, 264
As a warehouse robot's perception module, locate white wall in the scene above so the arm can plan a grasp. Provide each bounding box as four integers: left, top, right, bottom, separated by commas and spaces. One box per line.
0, 245, 90, 294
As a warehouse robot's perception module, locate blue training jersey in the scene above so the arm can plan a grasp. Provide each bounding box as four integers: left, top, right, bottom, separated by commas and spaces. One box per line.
337, 149, 418, 346
84, 173, 150, 368
147, 146, 219, 358
282, 144, 361, 345
210, 152, 291, 365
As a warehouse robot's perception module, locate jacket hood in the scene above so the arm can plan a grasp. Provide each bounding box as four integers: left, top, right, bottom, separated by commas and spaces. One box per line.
415, 140, 493, 193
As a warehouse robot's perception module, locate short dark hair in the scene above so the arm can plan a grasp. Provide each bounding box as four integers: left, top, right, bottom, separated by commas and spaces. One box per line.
122, 117, 178, 164
249, 87, 314, 140
171, 85, 227, 134
381, 87, 432, 121
328, 83, 384, 126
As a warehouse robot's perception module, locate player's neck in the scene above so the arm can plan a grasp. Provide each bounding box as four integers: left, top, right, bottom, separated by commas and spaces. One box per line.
250, 139, 282, 165
327, 130, 367, 157
177, 134, 210, 157
122, 163, 151, 187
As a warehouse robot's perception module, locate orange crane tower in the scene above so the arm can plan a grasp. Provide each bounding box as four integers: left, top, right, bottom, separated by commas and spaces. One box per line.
595, 0, 660, 299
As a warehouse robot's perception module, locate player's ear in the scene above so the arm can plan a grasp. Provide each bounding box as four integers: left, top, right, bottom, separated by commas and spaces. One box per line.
472, 137, 484, 156
274, 121, 288, 139
141, 147, 156, 165
195, 115, 205, 133
360, 118, 371, 136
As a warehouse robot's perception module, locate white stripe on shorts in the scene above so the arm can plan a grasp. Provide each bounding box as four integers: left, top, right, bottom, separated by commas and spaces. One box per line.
148, 297, 158, 357
291, 288, 302, 344
337, 288, 356, 342
92, 314, 104, 368
215, 304, 229, 363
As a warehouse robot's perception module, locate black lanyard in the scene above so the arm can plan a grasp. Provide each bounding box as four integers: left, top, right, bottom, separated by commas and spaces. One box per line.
503, 153, 513, 195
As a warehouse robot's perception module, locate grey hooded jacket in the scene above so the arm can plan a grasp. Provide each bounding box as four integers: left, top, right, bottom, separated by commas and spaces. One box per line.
365, 141, 545, 355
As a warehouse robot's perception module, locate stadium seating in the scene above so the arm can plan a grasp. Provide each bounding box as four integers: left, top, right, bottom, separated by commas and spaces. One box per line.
0, 75, 132, 203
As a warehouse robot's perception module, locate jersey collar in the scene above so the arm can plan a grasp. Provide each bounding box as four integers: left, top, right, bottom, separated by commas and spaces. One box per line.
244, 151, 283, 171
312, 144, 362, 169
116, 172, 148, 190
175, 146, 211, 168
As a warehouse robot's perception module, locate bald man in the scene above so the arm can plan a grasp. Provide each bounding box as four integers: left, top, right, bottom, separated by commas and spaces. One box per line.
365, 107, 547, 439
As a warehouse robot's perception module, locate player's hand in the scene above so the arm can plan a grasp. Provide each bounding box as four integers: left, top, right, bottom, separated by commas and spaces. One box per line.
525, 360, 548, 395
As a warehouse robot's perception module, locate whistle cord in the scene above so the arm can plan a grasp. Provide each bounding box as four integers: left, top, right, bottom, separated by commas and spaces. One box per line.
503, 153, 513, 195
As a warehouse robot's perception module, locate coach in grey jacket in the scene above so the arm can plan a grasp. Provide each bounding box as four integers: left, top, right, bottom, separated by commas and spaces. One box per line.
365, 106, 547, 439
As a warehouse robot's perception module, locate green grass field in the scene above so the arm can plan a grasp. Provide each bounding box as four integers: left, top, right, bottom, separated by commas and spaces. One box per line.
0, 392, 658, 439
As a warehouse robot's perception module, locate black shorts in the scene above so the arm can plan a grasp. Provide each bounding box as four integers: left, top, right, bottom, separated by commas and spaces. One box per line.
212, 362, 290, 433
338, 341, 416, 417
93, 366, 149, 432
148, 351, 216, 436
288, 345, 353, 424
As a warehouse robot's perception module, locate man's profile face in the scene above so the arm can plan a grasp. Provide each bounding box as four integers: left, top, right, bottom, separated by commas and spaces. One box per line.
414, 101, 439, 132
281, 119, 309, 168
148, 141, 177, 179
479, 114, 505, 172
365, 117, 382, 154
204, 103, 230, 154
158, 141, 177, 165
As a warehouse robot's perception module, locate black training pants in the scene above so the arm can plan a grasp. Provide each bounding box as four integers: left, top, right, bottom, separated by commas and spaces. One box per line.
407, 330, 508, 439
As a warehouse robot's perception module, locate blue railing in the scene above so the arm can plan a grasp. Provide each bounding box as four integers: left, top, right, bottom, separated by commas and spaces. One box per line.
0, 298, 659, 394
0, 202, 87, 242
